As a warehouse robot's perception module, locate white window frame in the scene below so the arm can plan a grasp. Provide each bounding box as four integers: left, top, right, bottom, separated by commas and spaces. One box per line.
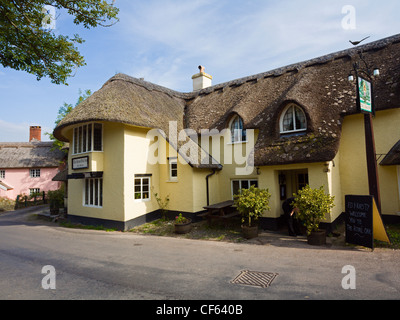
229, 115, 247, 144
279, 104, 307, 134
231, 179, 259, 199
134, 176, 151, 201
30, 188, 40, 196
168, 157, 178, 181
30, 169, 41, 178
0, 170, 5, 179
83, 178, 103, 208
73, 123, 103, 155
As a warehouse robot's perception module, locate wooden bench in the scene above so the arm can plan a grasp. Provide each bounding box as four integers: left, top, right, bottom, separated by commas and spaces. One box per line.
200, 201, 240, 226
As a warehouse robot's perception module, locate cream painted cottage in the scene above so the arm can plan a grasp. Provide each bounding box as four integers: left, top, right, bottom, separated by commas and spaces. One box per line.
54, 34, 400, 231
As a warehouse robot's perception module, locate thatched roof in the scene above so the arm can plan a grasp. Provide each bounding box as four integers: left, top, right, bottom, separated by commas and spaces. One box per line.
54, 74, 221, 169
0, 142, 65, 168
54, 33, 400, 167
186, 33, 400, 166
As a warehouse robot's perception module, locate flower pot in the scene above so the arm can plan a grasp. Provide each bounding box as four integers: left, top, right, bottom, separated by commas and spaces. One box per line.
307, 230, 326, 246
174, 220, 192, 234
241, 225, 259, 239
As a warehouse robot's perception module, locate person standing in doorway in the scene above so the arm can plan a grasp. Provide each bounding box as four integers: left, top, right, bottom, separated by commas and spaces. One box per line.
282, 197, 302, 236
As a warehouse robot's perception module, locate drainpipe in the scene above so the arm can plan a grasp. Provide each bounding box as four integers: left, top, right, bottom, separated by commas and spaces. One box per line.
205, 169, 216, 206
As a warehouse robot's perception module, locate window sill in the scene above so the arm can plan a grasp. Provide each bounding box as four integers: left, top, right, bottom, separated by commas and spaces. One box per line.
279, 131, 307, 138
227, 140, 248, 145
72, 150, 103, 156
134, 199, 151, 202
166, 179, 178, 183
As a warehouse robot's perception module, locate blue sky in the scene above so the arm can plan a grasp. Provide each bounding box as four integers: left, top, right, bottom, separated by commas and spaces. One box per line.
1, 0, 399, 142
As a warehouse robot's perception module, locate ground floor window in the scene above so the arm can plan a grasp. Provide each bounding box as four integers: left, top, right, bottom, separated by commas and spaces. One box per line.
168, 157, 178, 181
30, 188, 40, 196
84, 178, 103, 207
134, 176, 151, 201
231, 179, 258, 198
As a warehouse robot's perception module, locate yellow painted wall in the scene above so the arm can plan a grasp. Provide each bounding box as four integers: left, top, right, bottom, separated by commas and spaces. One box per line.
67, 122, 125, 222
339, 109, 400, 216
123, 125, 159, 222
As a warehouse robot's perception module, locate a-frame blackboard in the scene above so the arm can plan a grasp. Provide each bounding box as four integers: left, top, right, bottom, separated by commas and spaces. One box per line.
345, 195, 374, 249
345, 195, 391, 249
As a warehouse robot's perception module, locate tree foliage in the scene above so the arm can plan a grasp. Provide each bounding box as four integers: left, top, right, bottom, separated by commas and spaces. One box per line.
0, 0, 119, 84
46, 88, 91, 150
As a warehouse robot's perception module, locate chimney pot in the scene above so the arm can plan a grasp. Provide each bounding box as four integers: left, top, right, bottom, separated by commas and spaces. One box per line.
29, 126, 41, 142
192, 66, 212, 91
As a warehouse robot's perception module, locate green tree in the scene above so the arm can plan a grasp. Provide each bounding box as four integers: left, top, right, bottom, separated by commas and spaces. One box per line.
46, 88, 91, 150
0, 1, 119, 84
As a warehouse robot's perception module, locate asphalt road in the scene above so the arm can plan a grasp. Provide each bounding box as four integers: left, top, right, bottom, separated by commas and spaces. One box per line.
0, 206, 399, 302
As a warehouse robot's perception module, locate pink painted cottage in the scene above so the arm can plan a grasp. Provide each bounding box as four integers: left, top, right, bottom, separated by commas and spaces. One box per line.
0, 126, 66, 199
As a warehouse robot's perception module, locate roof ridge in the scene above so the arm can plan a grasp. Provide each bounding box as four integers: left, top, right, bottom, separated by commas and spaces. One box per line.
107, 33, 400, 99
193, 33, 400, 95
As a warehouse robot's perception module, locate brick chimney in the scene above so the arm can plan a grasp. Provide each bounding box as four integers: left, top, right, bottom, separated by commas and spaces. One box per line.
29, 126, 41, 142
192, 65, 212, 91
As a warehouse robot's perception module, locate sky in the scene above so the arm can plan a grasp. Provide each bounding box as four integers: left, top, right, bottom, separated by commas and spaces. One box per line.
1, 0, 400, 142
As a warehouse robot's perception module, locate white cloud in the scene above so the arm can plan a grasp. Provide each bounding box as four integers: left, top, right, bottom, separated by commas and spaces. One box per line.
102, 0, 400, 90
0, 120, 51, 142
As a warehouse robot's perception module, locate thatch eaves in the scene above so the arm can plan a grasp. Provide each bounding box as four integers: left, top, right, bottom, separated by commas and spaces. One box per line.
380, 140, 400, 166
0, 142, 66, 168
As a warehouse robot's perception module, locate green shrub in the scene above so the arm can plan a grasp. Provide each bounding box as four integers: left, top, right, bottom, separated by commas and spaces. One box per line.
292, 185, 335, 235
234, 186, 271, 227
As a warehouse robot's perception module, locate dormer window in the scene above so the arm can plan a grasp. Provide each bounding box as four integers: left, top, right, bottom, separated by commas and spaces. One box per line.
230, 115, 247, 143
279, 104, 307, 134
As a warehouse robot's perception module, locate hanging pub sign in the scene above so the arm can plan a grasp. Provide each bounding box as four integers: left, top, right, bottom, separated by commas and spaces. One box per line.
357, 77, 374, 114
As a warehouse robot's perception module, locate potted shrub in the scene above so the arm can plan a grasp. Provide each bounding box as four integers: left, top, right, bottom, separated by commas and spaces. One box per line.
174, 213, 192, 234
292, 185, 335, 245
234, 186, 271, 239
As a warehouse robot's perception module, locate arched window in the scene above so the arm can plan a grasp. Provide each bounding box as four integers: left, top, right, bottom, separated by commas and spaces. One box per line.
279, 104, 307, 134
230, 115, 247, 143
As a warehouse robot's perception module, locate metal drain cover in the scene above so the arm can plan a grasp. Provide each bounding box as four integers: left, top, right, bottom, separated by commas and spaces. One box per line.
231, 270, 278, 288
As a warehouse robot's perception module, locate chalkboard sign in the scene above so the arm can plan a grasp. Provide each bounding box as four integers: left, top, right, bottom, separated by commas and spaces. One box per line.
345, 195, 373, 249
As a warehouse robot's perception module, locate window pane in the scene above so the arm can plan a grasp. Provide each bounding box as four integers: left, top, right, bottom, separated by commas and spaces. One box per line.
283, 106, 294, 132
295, 107, 306, 130
85, 179, 89, 205
82, 125, 87, 152
73, 128, 78, 154
99, 179, 103, 207
171, 161, 178, 178
88, 124, 92, 151
78, 126, 82, 153
250, 180, 258, 188
89, 179, 94, 205
93, 123, 102, 151
94, 179, 99, 206
231, 116, 246, 143
232, 180, 240, 196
